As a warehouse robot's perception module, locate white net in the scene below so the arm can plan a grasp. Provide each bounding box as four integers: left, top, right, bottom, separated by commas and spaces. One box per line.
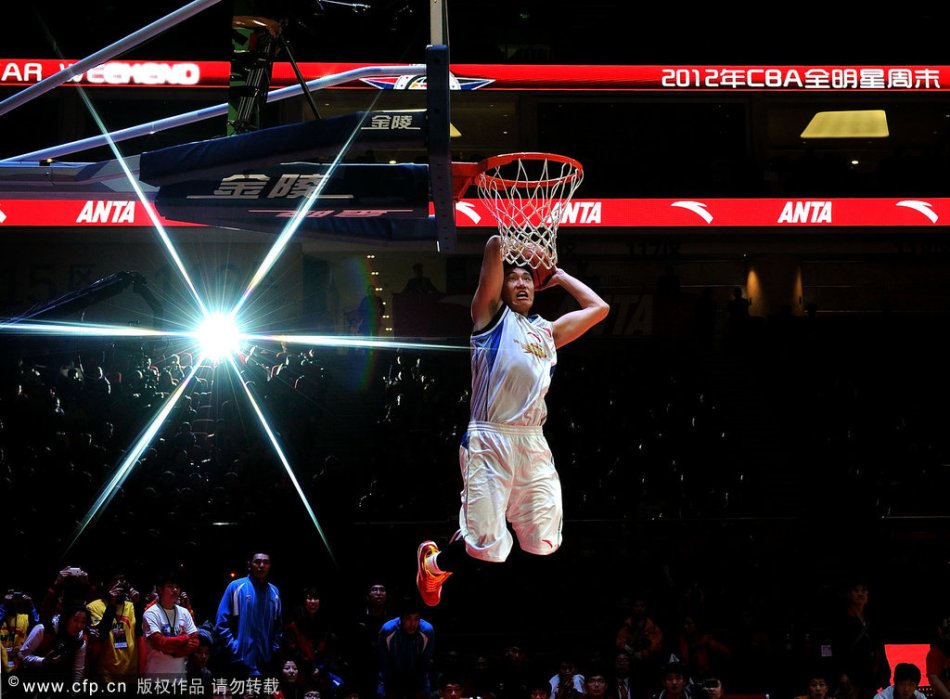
475, 153, 584, 269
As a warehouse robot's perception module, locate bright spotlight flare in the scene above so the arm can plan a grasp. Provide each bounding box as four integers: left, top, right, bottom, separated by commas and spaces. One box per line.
244, 332, 467, 352
33, 20, 381, 570
65, 359, 206, 554
61, 75, 374, 566
227, 355, 337, 566
196, 313, 242, 361
33, 14, 208, 317
70, 82, 209, 317
0, 319, 187, 339
229, 101, 383, 319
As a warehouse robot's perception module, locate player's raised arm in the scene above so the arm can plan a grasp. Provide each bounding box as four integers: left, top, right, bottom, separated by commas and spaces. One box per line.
549, 268, 610, 348
471, 234, 506, 330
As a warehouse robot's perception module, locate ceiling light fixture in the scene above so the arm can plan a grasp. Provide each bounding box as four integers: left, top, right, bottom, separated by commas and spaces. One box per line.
801, 109, 889, 138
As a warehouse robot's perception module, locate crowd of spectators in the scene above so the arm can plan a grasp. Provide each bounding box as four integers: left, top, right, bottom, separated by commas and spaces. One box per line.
2, 307, 949, 698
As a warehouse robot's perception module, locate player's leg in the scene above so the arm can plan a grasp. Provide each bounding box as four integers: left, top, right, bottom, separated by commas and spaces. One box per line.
457, 428, 517, 561
417, 427, 514, 606
507, 432, 563, 556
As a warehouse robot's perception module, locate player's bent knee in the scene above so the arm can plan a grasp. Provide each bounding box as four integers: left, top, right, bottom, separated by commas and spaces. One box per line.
460, 527, 513, 563
518, 535, 561, 556
465, 542, 511, 563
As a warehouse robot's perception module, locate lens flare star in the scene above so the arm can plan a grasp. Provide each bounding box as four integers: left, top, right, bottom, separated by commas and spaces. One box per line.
0, 35, 465, 565
197, 313, 243, 361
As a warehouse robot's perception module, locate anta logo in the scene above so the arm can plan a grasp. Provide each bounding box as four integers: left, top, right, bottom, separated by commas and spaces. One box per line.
778, 200, 832, 223
76, 200, 135, 223
555, 201, 602, 224
896, 200, 938, 223
671, 200, 713, 224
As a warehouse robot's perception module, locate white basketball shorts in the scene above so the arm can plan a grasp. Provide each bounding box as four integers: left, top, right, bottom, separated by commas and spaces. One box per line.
458, 421, 563, 562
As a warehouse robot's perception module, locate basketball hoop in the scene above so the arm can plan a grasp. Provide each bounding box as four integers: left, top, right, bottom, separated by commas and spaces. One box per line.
469, 152, 583, 269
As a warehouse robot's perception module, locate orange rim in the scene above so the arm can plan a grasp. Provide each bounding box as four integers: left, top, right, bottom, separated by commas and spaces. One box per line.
450, 152, 583, 199
475, 152, 583, 189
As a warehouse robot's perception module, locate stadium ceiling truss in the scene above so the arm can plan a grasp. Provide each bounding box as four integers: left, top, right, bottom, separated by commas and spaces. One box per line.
0, 0, 456, 250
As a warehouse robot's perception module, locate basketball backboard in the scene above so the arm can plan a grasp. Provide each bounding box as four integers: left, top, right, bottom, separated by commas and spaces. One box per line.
0, 3, 456, 249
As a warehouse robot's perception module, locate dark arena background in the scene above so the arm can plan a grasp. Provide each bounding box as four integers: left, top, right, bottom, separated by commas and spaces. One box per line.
1, 3, 950, 699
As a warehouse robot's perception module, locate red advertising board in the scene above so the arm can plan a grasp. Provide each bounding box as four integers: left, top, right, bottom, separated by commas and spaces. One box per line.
2, 59, 949, 91
2, 198, 948, 228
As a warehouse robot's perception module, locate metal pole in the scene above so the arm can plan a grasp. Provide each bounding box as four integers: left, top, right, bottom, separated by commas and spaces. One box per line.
430, 0, 444, 45
0, 0, 224, 118
2, 65, 427, 163
277, 34, 321, 122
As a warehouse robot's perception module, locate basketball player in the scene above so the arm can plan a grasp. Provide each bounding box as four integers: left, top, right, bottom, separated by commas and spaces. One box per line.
416, 233, 610, 606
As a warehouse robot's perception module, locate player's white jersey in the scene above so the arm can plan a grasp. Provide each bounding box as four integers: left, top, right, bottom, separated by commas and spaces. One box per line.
469, 306, 557, 426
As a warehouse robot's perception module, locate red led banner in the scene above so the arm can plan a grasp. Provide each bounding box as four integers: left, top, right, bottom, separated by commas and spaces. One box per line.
2, 59, 949, 91
453, 198, 950, 227
0, 200, 199, 227
2, 198, 949, 228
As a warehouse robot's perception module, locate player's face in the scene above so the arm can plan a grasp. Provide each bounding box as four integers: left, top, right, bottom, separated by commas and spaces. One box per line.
249, 554, 271, 581
502, 267, 535, 315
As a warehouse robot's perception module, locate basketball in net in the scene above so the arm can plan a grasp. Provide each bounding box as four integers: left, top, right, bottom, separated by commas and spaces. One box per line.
473, 152, 584, 283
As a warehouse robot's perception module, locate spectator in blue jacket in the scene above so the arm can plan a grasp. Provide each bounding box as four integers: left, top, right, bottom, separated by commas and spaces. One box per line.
214, 552, 283, 678
378, 596, 435, 699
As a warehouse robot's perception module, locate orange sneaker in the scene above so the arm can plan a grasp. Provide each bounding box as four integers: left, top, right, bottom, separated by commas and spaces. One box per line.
416, 540, 452, 607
